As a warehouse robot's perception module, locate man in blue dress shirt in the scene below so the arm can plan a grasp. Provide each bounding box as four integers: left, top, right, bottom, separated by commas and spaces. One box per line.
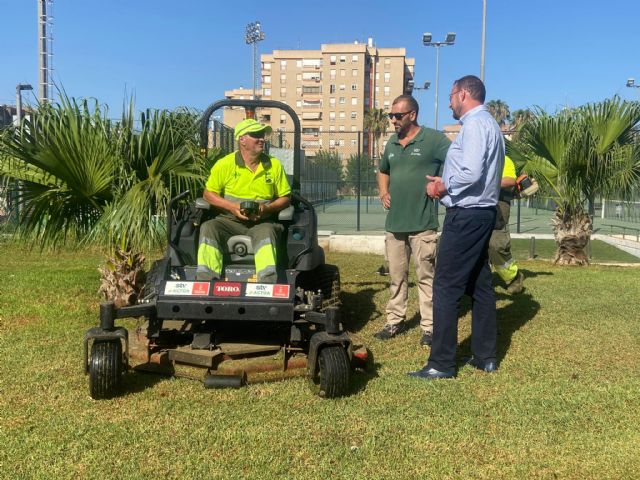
409, 75, 505, 379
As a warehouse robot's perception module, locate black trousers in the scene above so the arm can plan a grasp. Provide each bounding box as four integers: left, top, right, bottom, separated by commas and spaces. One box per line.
427, 206, 497, 371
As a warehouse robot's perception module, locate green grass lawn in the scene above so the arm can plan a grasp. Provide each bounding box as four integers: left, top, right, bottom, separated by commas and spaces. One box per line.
510, 238, 640, 263
1, 243, 639, 479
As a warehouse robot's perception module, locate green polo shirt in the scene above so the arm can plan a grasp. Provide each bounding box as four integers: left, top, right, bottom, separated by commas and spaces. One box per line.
205, 151, 291, 202
379, 126, 450, 233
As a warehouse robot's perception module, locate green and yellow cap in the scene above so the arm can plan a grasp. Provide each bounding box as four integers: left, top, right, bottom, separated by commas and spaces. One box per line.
234, 118, 273, 140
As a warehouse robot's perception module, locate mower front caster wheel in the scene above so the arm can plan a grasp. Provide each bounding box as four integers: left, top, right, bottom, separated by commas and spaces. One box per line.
311, 345, 350, 398
89, 340, 123, 399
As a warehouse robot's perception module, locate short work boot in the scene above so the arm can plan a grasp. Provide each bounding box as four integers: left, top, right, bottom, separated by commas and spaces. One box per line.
374, 322, 406, 340
506, 271, 524, 295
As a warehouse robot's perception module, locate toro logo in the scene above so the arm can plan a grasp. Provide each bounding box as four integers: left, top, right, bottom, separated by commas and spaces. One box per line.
213, 282, 242, 296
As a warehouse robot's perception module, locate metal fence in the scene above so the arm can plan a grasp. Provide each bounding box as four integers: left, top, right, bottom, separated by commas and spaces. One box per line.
180, 126, 640, 235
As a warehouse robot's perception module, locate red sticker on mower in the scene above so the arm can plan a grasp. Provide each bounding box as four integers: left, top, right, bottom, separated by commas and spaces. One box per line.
272, 284, 290, 298
164, 281, 210, 296
213, 282, 242, 296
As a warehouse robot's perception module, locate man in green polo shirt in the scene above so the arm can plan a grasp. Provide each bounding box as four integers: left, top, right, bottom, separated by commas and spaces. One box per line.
376, 95, 451, 346
196, 118, 291, 283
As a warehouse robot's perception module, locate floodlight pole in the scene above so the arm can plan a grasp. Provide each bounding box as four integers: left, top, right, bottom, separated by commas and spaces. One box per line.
423, 33, 456, 131
245, 21, 265, 100
480, 0, 487, 81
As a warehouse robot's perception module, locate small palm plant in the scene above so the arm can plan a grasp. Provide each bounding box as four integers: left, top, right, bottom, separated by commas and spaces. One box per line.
364, 108, 389, 162
509, 97, 640, 265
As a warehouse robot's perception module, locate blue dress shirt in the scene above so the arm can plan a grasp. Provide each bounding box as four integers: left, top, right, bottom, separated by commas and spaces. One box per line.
440, 105, 504, 208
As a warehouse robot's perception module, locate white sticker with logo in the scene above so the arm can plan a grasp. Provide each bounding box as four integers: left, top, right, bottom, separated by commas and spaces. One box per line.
245, 283, 290, 298
164, 281, 210, 296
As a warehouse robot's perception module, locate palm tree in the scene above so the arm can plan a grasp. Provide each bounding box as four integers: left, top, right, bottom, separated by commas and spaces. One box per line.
0, 93, 219, 306
509, 97, 640, 265
486, 99, 511, 126
364, 108, 389, 162
510, 108, 535, 130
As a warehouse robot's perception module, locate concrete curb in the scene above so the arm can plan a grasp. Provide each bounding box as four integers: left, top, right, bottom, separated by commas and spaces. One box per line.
318, 232, 640, 259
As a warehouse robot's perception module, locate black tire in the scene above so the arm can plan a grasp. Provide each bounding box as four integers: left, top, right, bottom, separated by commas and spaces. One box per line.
310, 345, 350, 398
299, 264, 341, 310
89, 340, 123, 400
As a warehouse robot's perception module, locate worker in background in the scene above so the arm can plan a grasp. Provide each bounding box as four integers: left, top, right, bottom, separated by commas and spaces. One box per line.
488, 155, 524, 294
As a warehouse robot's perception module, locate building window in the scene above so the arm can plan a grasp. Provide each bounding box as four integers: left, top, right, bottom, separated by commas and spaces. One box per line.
351, 138, 357, 146
263, 62, 271, 70
329, 112, 336, 120
351, 111, 357, 119
339, 112, 346, 119
329, 84, 336, 93
340, 55, 346, 63
296, 86, 302, 95
351, 126, 357, 132
352, 69, 358, 77
384, 72, 391, 83
384, 57, 391, 66
330, 69, 336, 80
280, 60, 287, 69
339, 97, 346, 104
383, 101, 390, 109
339, 140, 345, 147
281, 73, 287, 82
339, 84, 346, 91
339, 125, 345, 132
280, 114, 286, 125
351, 84, 357, 91
280, 87, 287, 97
329, 125, 335, 132
384, 86, 390, 96
296, 73, 302, 81
263, 88, 271, 96
352, 54, 358, 62
329, 97, 336, 106
340, 69, 346, 77
375, 72, 379, 80
351, 97, 357, 105
296, 60, 302, 67
264, 75, 271, 84
329, 139, 336, 148
330, 55, 336, 65
296, 100, 302, 108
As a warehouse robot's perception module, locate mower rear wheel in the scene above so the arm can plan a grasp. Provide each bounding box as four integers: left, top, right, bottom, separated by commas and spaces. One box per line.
89, 340, 123, 400
311, 345, 350, 398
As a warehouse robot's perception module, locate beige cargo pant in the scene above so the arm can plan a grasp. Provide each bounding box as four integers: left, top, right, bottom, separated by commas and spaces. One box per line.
384, 230, 438, 334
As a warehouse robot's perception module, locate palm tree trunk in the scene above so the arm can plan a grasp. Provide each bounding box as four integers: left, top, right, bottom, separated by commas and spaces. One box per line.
551, 208, 592, 265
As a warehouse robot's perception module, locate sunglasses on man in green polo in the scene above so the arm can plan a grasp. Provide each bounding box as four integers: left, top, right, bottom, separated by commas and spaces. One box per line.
387, 111, 413, 120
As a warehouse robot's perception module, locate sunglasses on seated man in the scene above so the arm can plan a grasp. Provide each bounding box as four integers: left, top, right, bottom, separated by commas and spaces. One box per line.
387, 111, 413, 120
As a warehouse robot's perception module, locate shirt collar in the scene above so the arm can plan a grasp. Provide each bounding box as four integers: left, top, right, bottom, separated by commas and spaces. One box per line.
235, 151, 272, 170
392, 126, 425, 145
460, 104, 487, 124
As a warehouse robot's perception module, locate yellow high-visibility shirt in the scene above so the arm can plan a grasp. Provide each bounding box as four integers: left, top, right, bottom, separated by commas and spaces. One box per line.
205, 151, 291, 202
503, 155, 516, 180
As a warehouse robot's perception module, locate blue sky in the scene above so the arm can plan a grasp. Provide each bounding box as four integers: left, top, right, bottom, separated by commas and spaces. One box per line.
3, 0, 640, 128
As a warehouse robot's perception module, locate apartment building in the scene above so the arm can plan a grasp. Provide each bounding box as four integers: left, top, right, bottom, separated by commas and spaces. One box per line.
223, 39, 415, 161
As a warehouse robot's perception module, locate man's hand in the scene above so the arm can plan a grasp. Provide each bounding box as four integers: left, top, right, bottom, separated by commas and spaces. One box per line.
231, 203, 250, 221
379, 192, 391, 210
426, 175, 445, 199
